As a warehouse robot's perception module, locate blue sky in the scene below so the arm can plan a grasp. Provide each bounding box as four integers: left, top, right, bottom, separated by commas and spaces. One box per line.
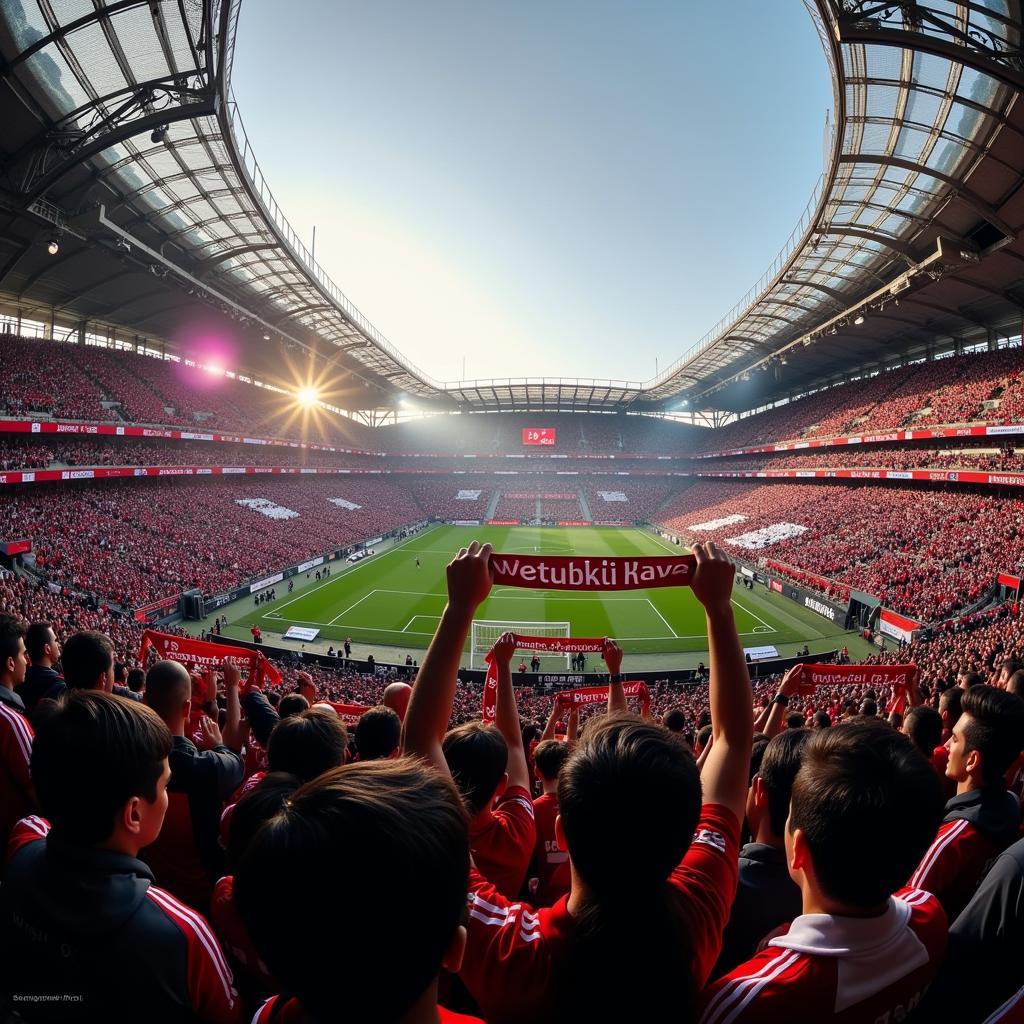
232, 1, 832, 384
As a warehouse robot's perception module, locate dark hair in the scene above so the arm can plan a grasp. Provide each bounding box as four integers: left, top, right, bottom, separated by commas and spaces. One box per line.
31, 691, 171, 845
940, 685, 963, 722
789, 723, 943, 907
812, 711, 831, 729
234, 759, 468, 1021
442, 721, 508, 815
62, 631, 114, 690
903, 706, 942, 758
1007, 670, 1024, 699
267, 690, 281, 708
25, 621, 55, 662
0, 614, 27, 670
226, 772, 301, 870
959, 671, 984, 688
758, 729, 811, 836
534, 739, 569, 781
555, 715, 700, 1019
695, 724, 713, 751
278, 693, 310, 719
143, 660, 191, 722
960, 685, 1024, 783
354, 705, 401, 761
113, 662, 128, 684
126, 668, 146, 692
860, 699, 878, 718
785, 711, 806, 730
267, 709, 348, 782
662, 708, 686, 733
749, 738, 769, 783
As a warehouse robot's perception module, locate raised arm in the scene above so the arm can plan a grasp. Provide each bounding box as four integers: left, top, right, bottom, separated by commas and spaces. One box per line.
540, 696, 561, 742
402, 541, 493, 775
489, 632, 530, 792
567, 705, 579, 747
604, 639, 626, 715
753, 665, 801, 739
220, 661, 246, 752
690, 541, 753, 821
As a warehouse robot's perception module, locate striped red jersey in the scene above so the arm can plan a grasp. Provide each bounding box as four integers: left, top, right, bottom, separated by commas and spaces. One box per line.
460, 803, 740, 1024
699, 888, 947, 1024
531, 792, 570, 906
0, 695, 33, 846
469, 784, 536, 900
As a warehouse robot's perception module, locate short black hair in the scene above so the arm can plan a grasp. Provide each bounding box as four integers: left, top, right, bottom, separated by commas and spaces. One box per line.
268, 709, 348, 782
278, 693, 309, 719
959, 671, 984, 688
0, 614, 27, 669
758, 729, 811, 836
442, 721, 508, 816
960, 685, 1024, 783
789, 723, 943, 907
785, 712, 806, 730
31, 691, 171, 846
940, 686, 963, 722
695, 724, 713, 750
903, 706, 942, 758
25, 621, 55, 662
62, 631, 114, 690
534, 739, 569, 782
354, 705, 401, 761
226, 772, 301, 870
234, 759, 468, 1021
1006, 670, 1024, 699
662, 708, 686, 733
812, 711, 831, 729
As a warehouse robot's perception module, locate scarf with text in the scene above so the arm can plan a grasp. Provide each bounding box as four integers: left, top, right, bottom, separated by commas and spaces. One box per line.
555, 680, 651, 716
481, 635, 608, 723
139, 630, 283, 690
489, 552, 696, 591
794, 663, 919, 714
326, 701, 371, 726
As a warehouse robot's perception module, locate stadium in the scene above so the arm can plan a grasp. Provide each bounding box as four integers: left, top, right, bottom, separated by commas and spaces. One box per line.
0, 1, 1023, 1022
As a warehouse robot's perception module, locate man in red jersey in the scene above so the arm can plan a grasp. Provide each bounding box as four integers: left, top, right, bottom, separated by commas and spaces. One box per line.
909, 685, 1024, 918
235, 759, 482, 1024
0, 614, 33, 849
701, 724, 946, 1024
530, 738, 571, 906
442, 630, 535, 898
404, 540, 752, 1023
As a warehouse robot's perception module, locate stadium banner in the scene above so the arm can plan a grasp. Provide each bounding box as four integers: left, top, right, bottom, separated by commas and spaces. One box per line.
878, 608, 923, 644
487, 519, 521, 526
451, 519, 482, 526
558, 520, 592, 527
482, 635, 609, 722
770, 579, 783, 593
594, 520, 629, 526
133, 594, 182, 623
138, 630, 282, 689
998, 572, 1021, 591
283, 626, 320, 641
489, 552, 696, 591
522, 428, 556, 446
249, 572, 284, 593
744, 645, 779, 660
296, 556, 324, 573
794, 662, 919, 714
504, 492, 576, 500
0, 538, 31, 556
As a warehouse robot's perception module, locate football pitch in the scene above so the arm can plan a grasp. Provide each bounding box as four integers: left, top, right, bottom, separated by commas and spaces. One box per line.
243, 525, 851, 660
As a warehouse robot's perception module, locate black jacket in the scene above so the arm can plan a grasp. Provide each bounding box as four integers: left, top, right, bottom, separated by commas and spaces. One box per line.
16, 664, 64, 714
0, 820, 240, 1022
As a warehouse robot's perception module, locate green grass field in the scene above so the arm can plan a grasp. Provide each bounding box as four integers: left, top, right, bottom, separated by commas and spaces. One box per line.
241, 525, 850, 661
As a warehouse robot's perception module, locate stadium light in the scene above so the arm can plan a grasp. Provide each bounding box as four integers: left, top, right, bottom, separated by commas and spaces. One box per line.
297, 386, 319, 407
47, 239, 59, 255
854, 314, 865, 325
679, 399, 689, 408
262, 333, 271, 341
150, 125, 169, 144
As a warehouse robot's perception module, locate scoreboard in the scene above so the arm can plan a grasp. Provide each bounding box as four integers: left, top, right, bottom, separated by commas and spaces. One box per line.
522, 428, 556, 446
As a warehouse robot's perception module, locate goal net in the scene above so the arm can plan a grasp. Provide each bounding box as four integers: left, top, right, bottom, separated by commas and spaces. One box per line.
470, 620, 571, 669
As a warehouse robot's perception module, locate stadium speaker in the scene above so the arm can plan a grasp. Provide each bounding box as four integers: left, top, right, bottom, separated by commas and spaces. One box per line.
181, 589, 205, 620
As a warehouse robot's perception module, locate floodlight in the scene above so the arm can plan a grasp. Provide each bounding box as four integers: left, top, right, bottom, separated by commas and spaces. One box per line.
297, 386, 319, 407
47, 239, 59, 255
854, 314, 865, 325
151, 125, 169, 144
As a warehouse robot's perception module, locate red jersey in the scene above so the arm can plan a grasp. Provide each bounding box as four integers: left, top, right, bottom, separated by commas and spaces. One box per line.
251, 995, 482, 1022
460, 803, 740, 1024
0, 696, 33, 847
531, 792, 570, 906
210, 875, 277, 1002
699, 888, 947, 1024
220, 771, 268, 848
469, 784, 536, 900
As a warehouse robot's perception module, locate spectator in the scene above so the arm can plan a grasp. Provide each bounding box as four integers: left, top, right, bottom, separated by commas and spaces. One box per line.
0, 614, 33, 846
266, 709, 348, 782
909, 685, 1024, 918
18, 621, 63, 714
354, 705, 401, 761
142, 660, 243, 910
383, 680, 412, 721
234, 760, 476, 1023
0, 691, 239, 1021
713, 728, 810, 977
530, 738, 571, 907
902, 705, 943, 761
701, 723, 946, 1022
62, 630, 115, 692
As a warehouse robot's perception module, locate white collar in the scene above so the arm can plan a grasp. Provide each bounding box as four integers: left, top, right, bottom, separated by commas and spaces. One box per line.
769, 896, 911, 957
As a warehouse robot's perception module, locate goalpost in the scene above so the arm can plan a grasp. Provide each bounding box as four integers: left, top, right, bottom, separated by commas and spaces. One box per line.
470, 620, 571, 669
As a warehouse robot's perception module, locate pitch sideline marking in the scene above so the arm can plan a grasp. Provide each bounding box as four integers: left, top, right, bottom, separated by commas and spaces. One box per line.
327, 591, 378, 626
645, 599, 679, 639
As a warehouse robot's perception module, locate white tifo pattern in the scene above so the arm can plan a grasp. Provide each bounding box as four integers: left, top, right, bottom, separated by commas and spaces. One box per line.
470, 620, 570, 669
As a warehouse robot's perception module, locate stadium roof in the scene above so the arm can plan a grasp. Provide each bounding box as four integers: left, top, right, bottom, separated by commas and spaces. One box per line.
0, 0, 1022, 417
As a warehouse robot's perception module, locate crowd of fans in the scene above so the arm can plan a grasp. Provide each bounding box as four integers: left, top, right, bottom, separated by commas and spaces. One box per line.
0, 543, 1021, 1022
707, 445, 1024, 474
656, 480, 1024, 621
